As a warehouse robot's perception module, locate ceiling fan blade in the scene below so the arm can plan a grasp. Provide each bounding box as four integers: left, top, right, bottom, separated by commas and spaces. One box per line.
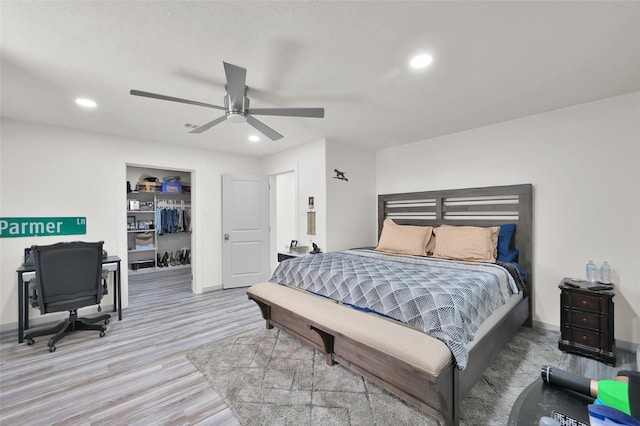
130, 90, 225, 110
246, 115, 284, 141
247, 107, 325, 118
189, 115, 228, 134
223, 62, 247, 104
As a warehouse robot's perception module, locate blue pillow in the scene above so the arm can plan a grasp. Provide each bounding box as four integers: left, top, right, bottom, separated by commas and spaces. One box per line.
497, 224, 517, 262
500, 248, 519, 263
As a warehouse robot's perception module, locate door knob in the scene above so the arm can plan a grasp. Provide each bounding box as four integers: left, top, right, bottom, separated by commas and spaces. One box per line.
224, 234, 229, 241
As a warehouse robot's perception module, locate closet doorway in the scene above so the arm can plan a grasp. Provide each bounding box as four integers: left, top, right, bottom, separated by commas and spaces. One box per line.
269, 170, 296, 273
126, 165, 193, 288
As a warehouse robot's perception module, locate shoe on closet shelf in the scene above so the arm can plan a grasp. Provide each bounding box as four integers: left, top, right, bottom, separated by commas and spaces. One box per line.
160, 252, 169, 267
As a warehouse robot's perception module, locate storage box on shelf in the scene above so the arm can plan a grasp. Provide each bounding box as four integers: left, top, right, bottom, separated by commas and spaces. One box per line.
136, 181, 161, 192
161, 181, 182, 194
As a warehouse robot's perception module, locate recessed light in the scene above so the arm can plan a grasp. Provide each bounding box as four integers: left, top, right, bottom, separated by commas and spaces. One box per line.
75, 98, 97, 108
409, 54, 433, 69
248, 135, 260, 142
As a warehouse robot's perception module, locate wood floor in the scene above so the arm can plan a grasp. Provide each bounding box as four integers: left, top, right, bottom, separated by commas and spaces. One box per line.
1, 269, 636, 425
0, 269, 264, 426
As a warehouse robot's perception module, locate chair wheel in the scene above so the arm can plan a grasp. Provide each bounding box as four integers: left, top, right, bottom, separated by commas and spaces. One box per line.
49, 346, 56, 352
99, 331, 106, 338
27, 338, 35, 345
104, 318, 110, 325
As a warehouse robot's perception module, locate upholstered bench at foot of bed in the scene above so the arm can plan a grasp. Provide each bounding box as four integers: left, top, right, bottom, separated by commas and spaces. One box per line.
248, 281, 452, 375
247, 281, 456, 424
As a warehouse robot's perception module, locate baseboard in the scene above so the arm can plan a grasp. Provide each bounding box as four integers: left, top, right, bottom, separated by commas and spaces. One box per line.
202, 284, 223, 293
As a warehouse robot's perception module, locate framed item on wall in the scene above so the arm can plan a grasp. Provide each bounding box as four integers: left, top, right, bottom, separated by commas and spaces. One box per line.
307, 211, 316, 235
308, 196, 315, 210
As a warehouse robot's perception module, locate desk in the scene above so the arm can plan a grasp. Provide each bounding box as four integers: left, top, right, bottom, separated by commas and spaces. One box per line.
508, 378, 592, 425
16, 255, 122, 343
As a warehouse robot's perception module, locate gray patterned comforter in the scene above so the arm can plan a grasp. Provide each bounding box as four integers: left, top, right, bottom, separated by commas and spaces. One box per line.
269, 249, 519, 369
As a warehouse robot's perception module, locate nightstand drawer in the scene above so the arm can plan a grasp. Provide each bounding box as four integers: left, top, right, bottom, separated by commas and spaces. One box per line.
564, 309, 605, 330
567, 327, 605, 348
567, 292, 603, 313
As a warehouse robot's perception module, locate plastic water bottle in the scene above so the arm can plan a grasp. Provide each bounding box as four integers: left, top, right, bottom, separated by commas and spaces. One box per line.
600, 261, 611, 283
586, 260, 596, 282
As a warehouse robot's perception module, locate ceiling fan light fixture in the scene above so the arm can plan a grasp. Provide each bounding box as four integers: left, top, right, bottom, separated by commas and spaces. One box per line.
227, 112, 247, 123
130, 61, 324, 141
410, 54, 433, 69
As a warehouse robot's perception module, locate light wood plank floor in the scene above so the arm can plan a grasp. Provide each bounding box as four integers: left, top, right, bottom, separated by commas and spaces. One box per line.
2, 270, 636, 425
0, 269, 264, 425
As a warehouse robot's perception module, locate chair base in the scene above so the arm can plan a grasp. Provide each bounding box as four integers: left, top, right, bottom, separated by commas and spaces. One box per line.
24, 309, 110, 352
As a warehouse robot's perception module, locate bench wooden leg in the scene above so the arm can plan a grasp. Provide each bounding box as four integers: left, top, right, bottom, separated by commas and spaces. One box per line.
249, 297, 273, 329
308, 325, 335, 365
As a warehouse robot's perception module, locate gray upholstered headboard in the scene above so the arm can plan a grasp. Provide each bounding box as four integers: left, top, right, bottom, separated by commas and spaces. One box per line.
378, 184, 533, 318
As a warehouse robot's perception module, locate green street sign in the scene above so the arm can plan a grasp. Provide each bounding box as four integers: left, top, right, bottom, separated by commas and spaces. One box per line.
0, 217, 87, 238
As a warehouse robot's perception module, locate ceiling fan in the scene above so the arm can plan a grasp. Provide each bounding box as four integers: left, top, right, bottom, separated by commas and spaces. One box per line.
130, 61, 325, 141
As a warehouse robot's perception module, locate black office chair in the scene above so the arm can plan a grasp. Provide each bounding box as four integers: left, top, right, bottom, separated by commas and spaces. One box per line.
24, 241, 111, 352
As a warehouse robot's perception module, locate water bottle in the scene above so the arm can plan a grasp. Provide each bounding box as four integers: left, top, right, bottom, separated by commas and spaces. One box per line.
586, 260, 596, 282
600, 261, 611, 283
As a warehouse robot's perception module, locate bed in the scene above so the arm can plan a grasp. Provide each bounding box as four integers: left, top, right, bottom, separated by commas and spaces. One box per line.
247, 184, 533, 425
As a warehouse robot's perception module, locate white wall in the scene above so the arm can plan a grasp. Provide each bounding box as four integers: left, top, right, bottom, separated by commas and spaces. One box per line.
275, 172, 296, 253
261, 139, 378, 255
325, 139, 377, 251
377, 92, 640, 346
0, 118, 261, 328
261, 139, 327, 251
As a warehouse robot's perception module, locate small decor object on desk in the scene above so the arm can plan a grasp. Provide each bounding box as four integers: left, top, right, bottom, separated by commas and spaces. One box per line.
289, 245, 309, 253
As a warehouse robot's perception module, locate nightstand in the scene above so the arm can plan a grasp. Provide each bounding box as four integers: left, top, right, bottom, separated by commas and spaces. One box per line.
558, 278, 616, 366
277, 251, 309, 262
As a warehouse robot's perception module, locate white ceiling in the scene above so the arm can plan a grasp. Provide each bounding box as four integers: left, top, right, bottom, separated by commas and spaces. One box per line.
2, 1, 639, 157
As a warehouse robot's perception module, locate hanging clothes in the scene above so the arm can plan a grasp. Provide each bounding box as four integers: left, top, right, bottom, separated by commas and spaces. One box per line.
155, 202, 190, 235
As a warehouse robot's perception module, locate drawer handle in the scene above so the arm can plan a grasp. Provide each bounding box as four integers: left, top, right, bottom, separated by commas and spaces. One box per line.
581, 300, 588, 306
581, 317, 588, 323
582, 335, 588, 341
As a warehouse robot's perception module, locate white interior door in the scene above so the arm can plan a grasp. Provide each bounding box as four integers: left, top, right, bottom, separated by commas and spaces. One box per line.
222, 173, 270, 289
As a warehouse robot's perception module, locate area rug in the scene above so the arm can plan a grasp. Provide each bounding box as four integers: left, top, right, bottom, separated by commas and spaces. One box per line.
187, 326, 561, 425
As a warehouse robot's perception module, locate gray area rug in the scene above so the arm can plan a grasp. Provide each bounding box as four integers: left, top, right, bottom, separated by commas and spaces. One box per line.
188, 326, 561, 425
